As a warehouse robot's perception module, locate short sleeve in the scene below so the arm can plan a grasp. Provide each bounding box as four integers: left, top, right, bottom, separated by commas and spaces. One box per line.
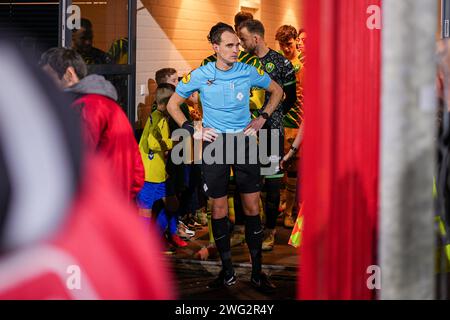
176, 70, 202, 99
249, 66, 271, 90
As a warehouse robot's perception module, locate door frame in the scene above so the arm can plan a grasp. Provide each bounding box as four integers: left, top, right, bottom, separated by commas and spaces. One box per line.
59, 0, 137, 124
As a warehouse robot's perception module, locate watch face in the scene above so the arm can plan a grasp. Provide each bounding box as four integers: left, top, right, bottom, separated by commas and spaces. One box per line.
262, 112, 269, 119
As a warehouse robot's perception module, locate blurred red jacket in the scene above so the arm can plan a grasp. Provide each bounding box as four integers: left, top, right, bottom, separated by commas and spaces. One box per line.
68, 75, 144, 202
0, 155, 175, 300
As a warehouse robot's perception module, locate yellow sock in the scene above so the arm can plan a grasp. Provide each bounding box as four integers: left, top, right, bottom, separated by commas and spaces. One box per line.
228, 195, 235, 224
206, 199, 215, 244
259, 192, 266, 222
207, 211, 214, 244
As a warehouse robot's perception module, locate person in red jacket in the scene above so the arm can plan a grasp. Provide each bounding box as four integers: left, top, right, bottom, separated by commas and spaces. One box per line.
0, 41, 174, 299
39, 48, 144, 203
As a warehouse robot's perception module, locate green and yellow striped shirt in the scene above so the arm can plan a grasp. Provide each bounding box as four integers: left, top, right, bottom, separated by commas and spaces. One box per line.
283, 52, 304, 128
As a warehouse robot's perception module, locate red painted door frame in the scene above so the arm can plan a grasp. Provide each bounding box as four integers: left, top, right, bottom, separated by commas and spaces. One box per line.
299, 0, 381, 300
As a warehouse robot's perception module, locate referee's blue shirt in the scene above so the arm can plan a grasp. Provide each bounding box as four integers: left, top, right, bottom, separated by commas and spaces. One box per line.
176, 62, 271, 133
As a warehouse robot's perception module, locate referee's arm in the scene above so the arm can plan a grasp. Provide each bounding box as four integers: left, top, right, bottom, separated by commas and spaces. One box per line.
167, 92, 189, 127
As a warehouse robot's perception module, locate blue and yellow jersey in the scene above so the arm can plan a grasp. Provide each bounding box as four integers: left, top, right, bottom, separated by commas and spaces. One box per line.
139, 110, 173, 183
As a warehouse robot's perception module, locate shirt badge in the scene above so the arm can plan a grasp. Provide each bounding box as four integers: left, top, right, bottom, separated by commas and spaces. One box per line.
182, 72, 191, 84
265, 62, 275, 73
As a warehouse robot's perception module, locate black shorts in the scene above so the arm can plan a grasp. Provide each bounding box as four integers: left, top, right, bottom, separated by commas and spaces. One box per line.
201, 133, 261, 199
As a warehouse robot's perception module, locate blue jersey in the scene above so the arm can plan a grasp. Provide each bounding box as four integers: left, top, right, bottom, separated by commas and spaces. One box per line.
176, 62, 271, 133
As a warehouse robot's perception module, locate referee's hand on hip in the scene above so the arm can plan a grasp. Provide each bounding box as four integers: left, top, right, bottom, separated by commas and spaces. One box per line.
197, 127, 219, 142
244, 116, 266, 136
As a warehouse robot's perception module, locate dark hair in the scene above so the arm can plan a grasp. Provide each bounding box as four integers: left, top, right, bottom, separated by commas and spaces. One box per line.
80, 18, 92, 31
155, 68, 177, 85
238, 19, 265, 37
73, 18, 94, 41
156, 83, 176, 106
275, 25, 298, 43
207, 22, 235, 45
39, 47, 87, 79
234, 11, 253, 30
298, 28, 306, 35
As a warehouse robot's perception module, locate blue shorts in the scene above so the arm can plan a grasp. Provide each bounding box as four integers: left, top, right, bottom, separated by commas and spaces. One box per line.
137, 181, 175, 209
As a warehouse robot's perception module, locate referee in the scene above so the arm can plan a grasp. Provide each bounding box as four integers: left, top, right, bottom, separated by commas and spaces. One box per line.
167, 22, 283, 293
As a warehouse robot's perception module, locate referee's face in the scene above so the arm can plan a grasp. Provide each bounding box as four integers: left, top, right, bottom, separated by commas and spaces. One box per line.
215, 31, 240, 65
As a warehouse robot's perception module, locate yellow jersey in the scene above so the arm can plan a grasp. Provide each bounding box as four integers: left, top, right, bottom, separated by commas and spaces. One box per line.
139, 110, 173, 183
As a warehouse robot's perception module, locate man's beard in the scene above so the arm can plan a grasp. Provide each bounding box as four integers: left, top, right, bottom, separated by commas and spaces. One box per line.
246, 45, 257, 55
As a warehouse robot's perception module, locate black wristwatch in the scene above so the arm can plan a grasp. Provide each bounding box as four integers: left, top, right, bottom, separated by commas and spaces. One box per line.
260, 112, 270, 120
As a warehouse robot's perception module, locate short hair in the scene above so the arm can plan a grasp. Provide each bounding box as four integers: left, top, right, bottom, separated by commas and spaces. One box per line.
155, 83, 175, 106
80, 18, 92, 31
155, 68, 177, 85
207, 22, 235, 45
234, 11, 253, 29
238, 19, 265, 38
275, 25, 298, 43
39, 47, 87, 80
298, 28, 306, 35
73, 19, 93, 39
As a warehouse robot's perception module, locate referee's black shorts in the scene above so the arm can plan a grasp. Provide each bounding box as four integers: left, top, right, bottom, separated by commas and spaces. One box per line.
201, 133, 261, 199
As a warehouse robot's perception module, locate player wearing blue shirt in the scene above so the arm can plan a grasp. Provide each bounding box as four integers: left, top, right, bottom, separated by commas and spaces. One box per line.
167, 22, 283, 294
176, 61, 270, 132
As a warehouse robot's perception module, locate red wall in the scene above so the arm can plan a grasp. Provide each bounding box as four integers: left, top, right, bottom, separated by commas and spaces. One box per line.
299, 0, 381, 300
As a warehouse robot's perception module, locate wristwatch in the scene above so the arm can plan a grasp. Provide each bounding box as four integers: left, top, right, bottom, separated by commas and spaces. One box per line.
260, 112, 270, 120
290, 145, 298, 152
